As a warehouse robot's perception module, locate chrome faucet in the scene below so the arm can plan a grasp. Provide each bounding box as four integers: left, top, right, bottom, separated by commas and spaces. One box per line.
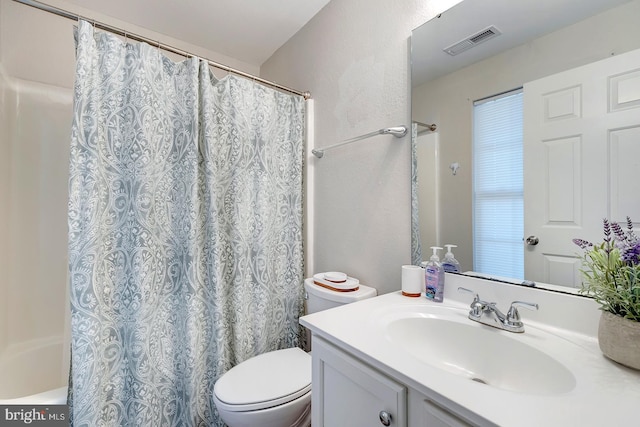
458, 287, 538, 333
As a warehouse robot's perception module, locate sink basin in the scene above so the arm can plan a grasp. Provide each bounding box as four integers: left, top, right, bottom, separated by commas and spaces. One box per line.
385, 312, 576, 395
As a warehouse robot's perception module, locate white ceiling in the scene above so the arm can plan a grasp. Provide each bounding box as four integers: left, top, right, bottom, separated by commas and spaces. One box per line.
411, 0, 631, 87
61, 0, 331, 67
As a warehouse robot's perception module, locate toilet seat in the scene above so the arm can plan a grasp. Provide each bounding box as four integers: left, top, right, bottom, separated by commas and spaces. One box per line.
214, 347, 311, 412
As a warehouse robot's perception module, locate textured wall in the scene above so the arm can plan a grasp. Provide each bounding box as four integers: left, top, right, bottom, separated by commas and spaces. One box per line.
261, 0, 461, 294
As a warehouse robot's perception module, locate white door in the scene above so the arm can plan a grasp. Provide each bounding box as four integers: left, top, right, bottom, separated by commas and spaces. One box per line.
523, 48, 640, 287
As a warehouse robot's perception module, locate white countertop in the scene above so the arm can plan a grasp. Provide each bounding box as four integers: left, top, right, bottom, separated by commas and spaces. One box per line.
300, 274, 640, 427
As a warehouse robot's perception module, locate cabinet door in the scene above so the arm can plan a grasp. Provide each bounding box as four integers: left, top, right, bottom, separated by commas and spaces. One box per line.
312, 336, 407, 427
408, 389, 491, 427
420, 399, 474, 427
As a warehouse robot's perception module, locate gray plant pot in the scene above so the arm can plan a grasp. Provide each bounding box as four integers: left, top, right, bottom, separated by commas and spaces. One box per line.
598, 310, 640, 371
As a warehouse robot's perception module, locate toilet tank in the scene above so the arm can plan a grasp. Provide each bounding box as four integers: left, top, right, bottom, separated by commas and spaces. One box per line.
303, 278, 377, 314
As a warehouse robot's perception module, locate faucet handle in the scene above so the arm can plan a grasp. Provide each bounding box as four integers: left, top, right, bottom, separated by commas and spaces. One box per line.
457, 287, 479, 301
506, 301, 539, 326
458, 287, 485, 318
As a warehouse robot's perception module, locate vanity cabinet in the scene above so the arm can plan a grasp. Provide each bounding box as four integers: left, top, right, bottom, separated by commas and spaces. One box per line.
312, 336, 477, 426
312, 336, 407, 426
408, 391, 474, 427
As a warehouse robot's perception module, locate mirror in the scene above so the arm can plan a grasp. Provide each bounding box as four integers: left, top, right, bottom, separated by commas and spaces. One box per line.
411, 0, 640, 291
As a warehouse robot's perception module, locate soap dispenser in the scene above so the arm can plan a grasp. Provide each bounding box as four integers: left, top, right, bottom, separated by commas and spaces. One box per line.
424, 246, 445, 302
442, 244, 461, 273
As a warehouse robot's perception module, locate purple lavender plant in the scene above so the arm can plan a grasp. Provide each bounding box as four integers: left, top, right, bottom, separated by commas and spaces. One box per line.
603, 218, 612, 247
572, 238, 592, 250
573, 217, 639, 264
621, 240, 640, 266
616, 216, 640, 266
573, 216, 640, 321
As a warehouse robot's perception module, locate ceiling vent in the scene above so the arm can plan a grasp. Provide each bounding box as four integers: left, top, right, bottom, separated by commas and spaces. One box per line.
443, 25, 502, 56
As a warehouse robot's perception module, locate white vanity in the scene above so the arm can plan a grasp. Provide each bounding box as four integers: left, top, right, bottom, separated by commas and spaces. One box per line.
300, 274, 640, 426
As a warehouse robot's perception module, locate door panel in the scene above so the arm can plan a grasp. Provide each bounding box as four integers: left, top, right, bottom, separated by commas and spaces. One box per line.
524, 48, 640, 287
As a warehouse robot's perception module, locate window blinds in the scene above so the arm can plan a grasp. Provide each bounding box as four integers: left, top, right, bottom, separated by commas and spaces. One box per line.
472, 89, 524, 279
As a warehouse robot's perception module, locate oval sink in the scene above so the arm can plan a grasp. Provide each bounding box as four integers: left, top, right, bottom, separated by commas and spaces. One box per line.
386, 315, 576, 395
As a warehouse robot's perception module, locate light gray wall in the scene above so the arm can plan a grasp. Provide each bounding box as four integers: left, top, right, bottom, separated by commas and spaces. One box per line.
261, 0, 462, 294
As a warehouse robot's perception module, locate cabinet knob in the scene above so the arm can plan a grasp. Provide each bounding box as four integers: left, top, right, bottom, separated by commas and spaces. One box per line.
379, 410, 392, 426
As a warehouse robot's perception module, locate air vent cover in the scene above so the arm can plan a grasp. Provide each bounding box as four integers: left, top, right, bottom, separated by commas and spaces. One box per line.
443, 25, 502, 56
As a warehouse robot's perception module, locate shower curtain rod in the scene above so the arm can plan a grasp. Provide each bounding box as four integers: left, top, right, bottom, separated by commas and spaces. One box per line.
311, 125, 407, 158
413, 121, 437, 132
13, 0, 312, 100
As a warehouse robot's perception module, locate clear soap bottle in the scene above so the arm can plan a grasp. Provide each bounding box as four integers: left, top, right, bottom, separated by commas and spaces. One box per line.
424, 246, 444, 302
442, 244, 461, 273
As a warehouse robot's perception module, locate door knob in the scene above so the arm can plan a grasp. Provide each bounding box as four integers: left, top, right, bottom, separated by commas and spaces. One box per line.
379, 410, 392, 426
526, 236, 539, 246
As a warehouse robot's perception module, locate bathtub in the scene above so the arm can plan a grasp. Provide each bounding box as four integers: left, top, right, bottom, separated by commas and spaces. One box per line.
0, 337, 68, 404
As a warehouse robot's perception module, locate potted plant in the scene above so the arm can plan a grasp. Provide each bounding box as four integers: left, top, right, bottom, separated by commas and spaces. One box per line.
573, 216, 640, 370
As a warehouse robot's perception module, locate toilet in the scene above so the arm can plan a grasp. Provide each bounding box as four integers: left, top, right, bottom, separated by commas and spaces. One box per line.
213, 276, 377, 427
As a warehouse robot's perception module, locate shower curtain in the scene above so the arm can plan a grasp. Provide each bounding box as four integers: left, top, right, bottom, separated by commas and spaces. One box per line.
68, 20, 305, 426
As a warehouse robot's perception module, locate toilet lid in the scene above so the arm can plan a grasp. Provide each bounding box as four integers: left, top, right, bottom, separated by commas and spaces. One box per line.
304, 278, 377, 303
214, 347, 311, 412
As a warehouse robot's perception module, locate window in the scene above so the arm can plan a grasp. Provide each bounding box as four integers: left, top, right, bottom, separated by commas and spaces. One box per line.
472, 89, 524, 279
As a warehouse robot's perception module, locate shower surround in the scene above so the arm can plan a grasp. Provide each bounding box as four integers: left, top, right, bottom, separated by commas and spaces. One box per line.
0, 67, 72, 401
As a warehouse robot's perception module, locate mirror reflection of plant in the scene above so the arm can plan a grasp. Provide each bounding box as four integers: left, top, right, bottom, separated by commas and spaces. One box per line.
573, 217, 640, 322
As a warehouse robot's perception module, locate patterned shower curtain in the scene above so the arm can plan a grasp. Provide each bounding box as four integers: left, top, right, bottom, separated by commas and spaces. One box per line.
68, 20, 305, 426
